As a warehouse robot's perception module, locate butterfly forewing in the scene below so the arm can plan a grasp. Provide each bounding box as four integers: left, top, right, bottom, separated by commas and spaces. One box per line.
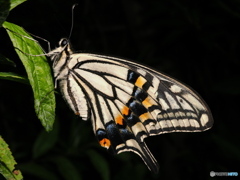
47, 38, 213, 173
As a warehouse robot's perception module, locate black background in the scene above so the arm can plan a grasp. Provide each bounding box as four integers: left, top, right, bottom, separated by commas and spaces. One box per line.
0, 0, 240, 179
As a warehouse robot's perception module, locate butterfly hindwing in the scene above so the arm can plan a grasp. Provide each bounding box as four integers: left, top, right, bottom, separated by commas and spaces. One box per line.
48, 39, 213, 173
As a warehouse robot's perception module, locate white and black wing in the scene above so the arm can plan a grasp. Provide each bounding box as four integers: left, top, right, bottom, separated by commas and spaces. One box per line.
48, 38, 213, 173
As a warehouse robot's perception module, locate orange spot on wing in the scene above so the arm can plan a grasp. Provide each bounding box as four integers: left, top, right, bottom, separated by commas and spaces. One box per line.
142, 97, 153, 108
122, 106, 129, 116
99, 138, 111, 148
75, 112, 80, 116
139, 112, 151, 121
135, 76, 146, 88
115, 115, 124, 125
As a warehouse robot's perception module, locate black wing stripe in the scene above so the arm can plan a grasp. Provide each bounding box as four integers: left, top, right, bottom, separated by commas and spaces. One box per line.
162, 90, 190, 130
77, 60, 130, 80
71, 71, 105, 133
105, 75, 135, 95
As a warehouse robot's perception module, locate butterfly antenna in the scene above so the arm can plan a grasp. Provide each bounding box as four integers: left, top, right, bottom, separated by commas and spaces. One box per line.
68, 4, 78, 40
5, 28, 49, 55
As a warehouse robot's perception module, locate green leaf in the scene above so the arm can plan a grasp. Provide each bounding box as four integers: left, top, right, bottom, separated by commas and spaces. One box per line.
10, 0, 27, 11
0, 0, 10, 27
0, 0, 26, 27
0, 136, 23, 180
86, 150, 110, 180
0, 72, 28, 84
2, 21, 56, 131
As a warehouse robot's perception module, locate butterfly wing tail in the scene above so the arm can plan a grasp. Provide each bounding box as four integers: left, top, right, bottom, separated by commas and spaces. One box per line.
138, 141, 159, 173
115, 138, 159, 173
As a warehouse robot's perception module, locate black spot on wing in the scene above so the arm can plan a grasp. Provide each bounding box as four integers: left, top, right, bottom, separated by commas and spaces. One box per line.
124, 112, 141, 127
127, 98, 148, 116
132, 87, 148, 102
127, 70, 139, 83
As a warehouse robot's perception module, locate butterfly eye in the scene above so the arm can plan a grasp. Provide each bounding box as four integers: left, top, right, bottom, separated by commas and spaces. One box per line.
59, 38, 68, 47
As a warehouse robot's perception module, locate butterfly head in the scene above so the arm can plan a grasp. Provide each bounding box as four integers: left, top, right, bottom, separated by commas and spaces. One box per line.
47, 38, 73, 62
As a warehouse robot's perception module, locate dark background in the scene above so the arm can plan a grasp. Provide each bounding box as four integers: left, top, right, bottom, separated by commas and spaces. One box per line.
0, 0, 240, 179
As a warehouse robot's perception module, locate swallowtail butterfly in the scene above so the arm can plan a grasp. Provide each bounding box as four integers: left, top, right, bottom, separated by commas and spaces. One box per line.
47, 38, 213, 173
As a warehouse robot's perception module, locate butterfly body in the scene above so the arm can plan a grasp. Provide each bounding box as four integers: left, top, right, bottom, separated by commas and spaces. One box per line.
47, 38, 213, 173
